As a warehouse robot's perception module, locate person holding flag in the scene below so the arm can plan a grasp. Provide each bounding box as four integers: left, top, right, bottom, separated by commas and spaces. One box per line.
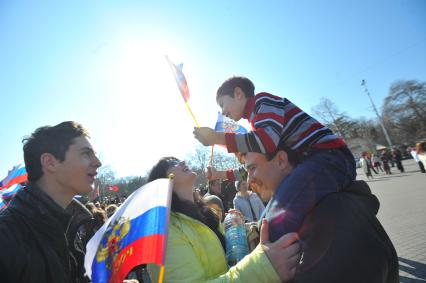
0, 121, 102, 283
146, 156, 300, 283
206, 112, 249, 182
193, 76, 356, 243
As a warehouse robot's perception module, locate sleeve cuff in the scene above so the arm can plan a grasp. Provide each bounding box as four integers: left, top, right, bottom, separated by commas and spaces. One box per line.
225, 132, 238, 153
228, 244, 281, 282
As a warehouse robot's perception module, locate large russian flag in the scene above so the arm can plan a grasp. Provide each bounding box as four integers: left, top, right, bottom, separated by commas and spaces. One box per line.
0, 164, 27, 190
85, 178, 173, 283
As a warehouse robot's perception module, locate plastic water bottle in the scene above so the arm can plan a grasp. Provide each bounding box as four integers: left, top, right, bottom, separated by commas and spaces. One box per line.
224, 212, 249, 266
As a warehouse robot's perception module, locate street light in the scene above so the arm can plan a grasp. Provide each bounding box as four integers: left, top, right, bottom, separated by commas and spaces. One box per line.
361, 80, 393, 147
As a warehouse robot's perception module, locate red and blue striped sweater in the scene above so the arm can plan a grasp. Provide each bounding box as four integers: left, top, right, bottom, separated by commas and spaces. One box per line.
224, 92, 346, 154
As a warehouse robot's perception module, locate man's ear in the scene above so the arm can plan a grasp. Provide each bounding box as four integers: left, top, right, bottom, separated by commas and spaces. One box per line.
40, 153, 59, 174
275, 150, 290, 170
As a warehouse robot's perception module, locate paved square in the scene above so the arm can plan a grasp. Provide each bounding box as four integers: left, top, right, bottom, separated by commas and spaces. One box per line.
356, 159, 426, 282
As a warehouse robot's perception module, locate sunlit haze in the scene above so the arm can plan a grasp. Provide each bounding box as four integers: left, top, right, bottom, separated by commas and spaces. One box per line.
1, 0, 425, 178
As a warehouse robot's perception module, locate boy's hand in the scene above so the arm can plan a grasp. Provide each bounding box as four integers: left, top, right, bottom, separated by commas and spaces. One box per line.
193, 127, 225, 146
260, 219, 300, 282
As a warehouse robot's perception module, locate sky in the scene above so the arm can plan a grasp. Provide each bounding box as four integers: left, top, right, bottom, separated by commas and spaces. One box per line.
1, 0, 425, 178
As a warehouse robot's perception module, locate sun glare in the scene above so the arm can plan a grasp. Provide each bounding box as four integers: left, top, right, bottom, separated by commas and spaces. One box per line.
100, 39, 197, 176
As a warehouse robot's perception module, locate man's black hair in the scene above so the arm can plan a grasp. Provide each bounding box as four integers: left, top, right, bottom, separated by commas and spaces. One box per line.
22, 121, 89, 183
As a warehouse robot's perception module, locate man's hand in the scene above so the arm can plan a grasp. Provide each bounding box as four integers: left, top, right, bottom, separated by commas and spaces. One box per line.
259, 219, 300, 282
246, 223, 260, 252
193, 127, 225, 146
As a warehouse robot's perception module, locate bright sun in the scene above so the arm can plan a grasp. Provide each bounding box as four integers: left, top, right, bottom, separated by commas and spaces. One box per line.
99, 39, 197, 176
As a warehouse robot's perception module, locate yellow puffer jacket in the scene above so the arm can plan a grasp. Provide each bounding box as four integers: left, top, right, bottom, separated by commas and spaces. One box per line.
147, 212, 280, 283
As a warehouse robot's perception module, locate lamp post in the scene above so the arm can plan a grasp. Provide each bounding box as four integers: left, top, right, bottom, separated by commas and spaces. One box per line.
361, 80, 393, 147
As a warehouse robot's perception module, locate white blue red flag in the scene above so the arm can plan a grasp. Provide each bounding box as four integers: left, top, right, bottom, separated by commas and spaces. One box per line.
0, 164, 27, 190
1, 184, 23, 200
214, 112, 247, 134
165, 56, 190, 102
0, 199, 6, 211
85, 178, 173, 283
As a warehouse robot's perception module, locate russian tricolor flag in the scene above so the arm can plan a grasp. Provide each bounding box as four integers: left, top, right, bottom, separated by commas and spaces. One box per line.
85, 178, 173, 283
1, 184, 23, 200
165, 56, 190, 102
214, 112, 247, 134
0, 164, 27, 190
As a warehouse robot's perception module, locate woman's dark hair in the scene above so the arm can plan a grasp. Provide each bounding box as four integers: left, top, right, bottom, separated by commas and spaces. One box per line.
148, 157, 225, 250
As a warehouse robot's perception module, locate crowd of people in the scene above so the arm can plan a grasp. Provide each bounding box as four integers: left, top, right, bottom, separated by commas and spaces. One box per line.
359, 143, 426, 179
1, 75, 418, 282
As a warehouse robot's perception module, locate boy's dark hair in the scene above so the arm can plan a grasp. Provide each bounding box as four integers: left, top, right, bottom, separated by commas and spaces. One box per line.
216, 76, 255, 101
22, 121, 90, 183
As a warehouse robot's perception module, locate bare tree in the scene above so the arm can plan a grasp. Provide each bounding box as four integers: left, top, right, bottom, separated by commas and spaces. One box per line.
95, 165, 115, 188
311, 97, 354, 138
382, 80, 426, 142
94, 165, 117, 198
186, 144, 240, 186
115, 176, 146, 195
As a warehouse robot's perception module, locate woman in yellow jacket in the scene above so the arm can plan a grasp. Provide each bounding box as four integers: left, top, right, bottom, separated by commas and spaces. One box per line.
147, 157, 300, 283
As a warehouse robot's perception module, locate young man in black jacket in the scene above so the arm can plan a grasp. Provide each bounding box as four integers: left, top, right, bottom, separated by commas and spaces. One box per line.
0, 121, 101, 283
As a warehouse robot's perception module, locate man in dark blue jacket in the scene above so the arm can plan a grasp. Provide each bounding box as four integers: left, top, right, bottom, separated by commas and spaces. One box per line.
243, 149, 399, 283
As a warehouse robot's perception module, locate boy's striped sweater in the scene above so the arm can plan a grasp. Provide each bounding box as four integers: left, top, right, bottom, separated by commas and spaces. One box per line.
224, 92, 346, 154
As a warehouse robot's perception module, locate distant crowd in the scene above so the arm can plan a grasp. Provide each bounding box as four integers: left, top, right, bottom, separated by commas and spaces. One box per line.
359, 142, 426, 178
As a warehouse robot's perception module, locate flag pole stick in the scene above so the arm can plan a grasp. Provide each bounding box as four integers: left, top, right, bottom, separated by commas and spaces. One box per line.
184, 102, 200, 128
158, 266, 165, 283
209, 145, 214, 166
158, 174, 174, 283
